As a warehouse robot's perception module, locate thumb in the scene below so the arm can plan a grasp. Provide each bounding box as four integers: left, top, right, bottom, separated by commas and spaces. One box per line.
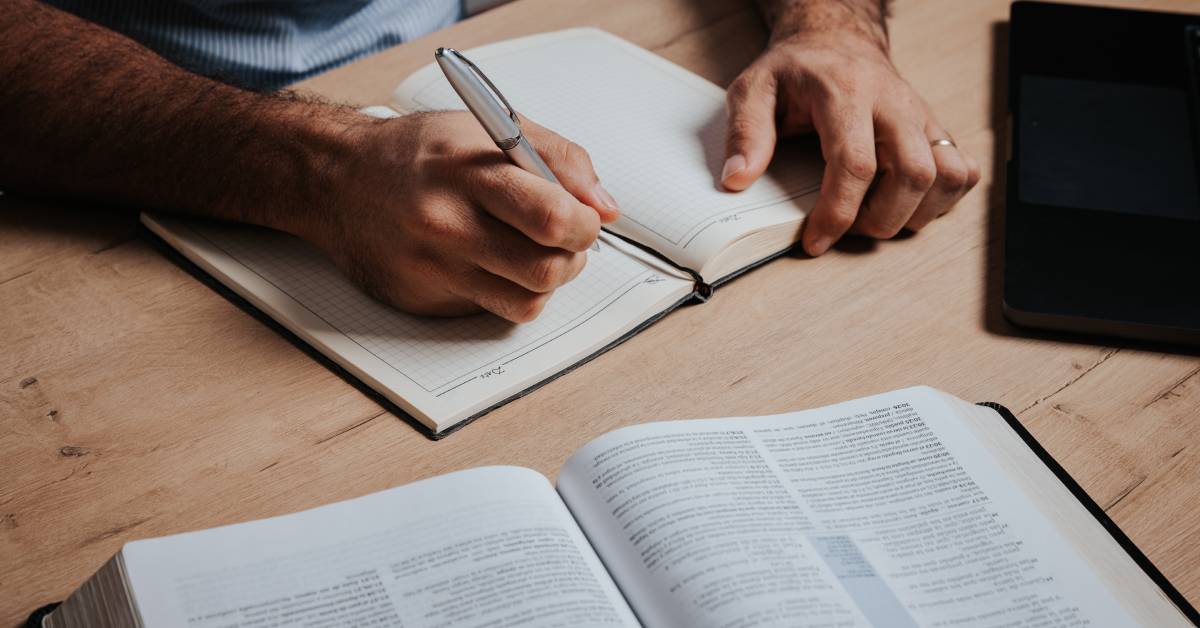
523, 118, 621, 224
722, 68, 778, 192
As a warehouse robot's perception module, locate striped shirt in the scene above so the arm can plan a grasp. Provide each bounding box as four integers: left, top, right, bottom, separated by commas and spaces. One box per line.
43, 0, 468, 91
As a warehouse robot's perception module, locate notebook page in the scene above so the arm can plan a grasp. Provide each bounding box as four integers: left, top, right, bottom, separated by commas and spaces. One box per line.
143, 213, 693, 433
123, 467, 640, 627
393, 29, 822, 274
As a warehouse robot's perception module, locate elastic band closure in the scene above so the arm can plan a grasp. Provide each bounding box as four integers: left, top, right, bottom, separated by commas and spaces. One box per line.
602, 230, 711, 302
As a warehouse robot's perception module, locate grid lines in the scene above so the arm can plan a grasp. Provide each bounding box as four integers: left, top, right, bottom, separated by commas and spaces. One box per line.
409, 33, 816, 247
195, 223, 654, 393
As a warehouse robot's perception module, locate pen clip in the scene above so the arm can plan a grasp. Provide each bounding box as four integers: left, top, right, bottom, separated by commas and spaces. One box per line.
444, 49, 520, 129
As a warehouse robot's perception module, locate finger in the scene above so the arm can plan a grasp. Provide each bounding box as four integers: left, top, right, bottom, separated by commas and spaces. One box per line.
722, 66, 778, 191
905, 131, 971, 232
522, 119, 620, 223
852, 110, 936, 239
801, 101, 877, 256
470, 165, 603, 253
963, 151, 983, 191
467, 210, 588, 293
452, 267, 554, 324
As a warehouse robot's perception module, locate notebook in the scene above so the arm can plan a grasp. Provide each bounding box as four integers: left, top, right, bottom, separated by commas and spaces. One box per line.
37, 388, 1198, 627
142, 28, 823, 437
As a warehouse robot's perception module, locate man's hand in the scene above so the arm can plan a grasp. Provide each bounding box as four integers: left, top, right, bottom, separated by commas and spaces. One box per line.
302, 111, 620, 323
723, 0, 981, 256
0, 0, 617, 323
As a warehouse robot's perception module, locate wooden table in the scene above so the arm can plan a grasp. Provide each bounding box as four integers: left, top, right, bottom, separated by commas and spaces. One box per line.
2, 0, 1198, 624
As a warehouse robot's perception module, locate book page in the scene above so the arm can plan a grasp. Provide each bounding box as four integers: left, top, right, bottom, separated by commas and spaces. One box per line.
949, 399, 1193, 628
392, 29, 823, 276
123, 467, 640, 627
143, 213, 694, 434
557, 387, 1160, 627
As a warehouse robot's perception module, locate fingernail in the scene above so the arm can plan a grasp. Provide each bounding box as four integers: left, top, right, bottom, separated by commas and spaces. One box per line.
808, 235, 834, 256
593, 182, 620, 211
721, 154, 747, 182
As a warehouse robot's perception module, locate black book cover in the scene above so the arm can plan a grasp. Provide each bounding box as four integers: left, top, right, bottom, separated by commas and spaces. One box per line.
977, 401, 1199, 626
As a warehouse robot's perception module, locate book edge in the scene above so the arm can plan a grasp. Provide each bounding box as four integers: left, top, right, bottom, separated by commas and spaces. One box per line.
37, 551, 141, 628
977, 401, 1200, 626
137, 221, 443, 439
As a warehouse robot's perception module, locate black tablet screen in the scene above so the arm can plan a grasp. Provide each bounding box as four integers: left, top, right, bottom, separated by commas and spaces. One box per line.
1018, 74, 1199, 221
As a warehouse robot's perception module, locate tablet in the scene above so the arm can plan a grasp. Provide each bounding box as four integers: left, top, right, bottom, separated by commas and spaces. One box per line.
1004, 1, 1200, 345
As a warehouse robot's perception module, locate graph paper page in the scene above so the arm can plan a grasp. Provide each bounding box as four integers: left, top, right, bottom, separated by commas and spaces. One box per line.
393, 28, 823, 275
143, 213, 694, 434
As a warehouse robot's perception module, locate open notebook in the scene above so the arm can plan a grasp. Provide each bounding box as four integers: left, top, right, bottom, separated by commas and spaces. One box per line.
38, 388, 1199, 626
142, 28, 823, 437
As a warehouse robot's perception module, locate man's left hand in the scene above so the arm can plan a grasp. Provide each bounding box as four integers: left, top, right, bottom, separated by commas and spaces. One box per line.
722, 0, 981, 256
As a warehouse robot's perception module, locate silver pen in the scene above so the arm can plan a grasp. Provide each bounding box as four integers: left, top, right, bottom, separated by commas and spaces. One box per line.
435, 47, 600, 251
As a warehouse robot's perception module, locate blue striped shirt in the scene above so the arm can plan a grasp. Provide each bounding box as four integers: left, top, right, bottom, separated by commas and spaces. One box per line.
43, 0, 464, 91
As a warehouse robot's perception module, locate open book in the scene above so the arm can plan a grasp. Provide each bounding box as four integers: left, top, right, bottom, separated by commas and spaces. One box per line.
41, 387, 1197, 627
141, 28, 822, 437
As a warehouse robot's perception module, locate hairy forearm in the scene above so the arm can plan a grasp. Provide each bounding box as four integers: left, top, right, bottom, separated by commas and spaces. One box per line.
0, 0, 360, 234
754, 0, 891, 48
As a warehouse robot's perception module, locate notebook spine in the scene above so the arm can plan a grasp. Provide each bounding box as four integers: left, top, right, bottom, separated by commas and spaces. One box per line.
598, 230, 712, 303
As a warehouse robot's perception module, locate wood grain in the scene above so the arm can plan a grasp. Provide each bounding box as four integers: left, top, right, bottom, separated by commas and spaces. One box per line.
2, 0, 1199, 625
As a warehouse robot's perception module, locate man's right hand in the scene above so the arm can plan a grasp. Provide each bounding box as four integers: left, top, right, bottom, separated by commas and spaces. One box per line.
297, 111, 621, 323
1, 1, 617, 323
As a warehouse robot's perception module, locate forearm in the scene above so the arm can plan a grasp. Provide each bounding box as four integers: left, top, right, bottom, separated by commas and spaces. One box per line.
0, 0, 360, 234
754, 0, 891, 48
